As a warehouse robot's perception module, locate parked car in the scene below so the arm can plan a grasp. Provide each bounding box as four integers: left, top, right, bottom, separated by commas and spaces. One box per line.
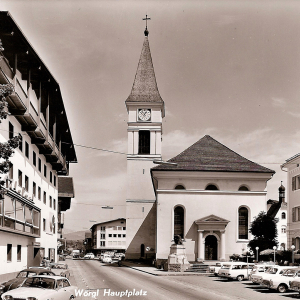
1, 275, 77, 300
102, 255, 113, 263
249, 264, 274, 282
49, 263, 71, 279
265, 267, 300, 293
208, 262, 225, 276
257, 266, 297, 286
288, 273, 300, 293
218, 262, 254, 281
84, 253, 95, 259
0, 268, 55, 296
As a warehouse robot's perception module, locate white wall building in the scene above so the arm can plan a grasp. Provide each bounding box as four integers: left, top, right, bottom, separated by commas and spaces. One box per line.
91, 218, 126, 255
0, 12, 77, 278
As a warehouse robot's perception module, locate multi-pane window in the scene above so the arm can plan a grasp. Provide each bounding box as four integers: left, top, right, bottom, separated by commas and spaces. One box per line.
238, 207, 249, 239
174, 206, 184, 238
100, 234, 105, 239
38, 187, 41, 200
123, 234, 126, 238
9, 122, 14, 139
281, 226, 286, 234
292, 176, 300, 191
43, 218, 46, 231
38, 158, 41, 172
17, 245, 21, 261
25, 142, 29, 158
118, 234, 121, 238
100, 226, 105, 231
33, 151, 36, 166
18, 170, 22, 187
108, 234, 112, 237
8, 163, 13, 180
282, 212, 286, 220
138, 130, 150, 154
53, 199, 56, 210
123, 227, 126, 230
44, 165, 47, 178
49, 196, 52, 208
25, 176, 29, 191
100, 241, 105, 247
43, 192, 46, 204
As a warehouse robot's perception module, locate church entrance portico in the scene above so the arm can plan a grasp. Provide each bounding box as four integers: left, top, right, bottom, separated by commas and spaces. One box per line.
195, 215, 229, 262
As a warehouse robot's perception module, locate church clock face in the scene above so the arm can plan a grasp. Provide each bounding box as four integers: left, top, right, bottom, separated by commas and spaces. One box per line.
138, 108, 151, 121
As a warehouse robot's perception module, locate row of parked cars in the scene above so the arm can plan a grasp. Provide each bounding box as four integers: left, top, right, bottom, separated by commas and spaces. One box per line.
209, 261, 300, 294
0, 265, 77, 300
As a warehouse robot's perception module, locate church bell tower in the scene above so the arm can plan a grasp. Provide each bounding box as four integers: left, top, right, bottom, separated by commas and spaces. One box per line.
125, 19, 165, 259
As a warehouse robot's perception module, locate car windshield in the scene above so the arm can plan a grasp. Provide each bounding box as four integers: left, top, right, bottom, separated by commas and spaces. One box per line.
222, 264, 231, 269
268, 268, 278, 274
17, 271, 37, 278
23, 277, 55, 289
216, 263, 221, 267
284, 270, 297, 277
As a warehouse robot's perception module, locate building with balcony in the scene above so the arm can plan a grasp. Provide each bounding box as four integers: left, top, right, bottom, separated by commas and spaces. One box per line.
281, 154, 300, 250
0, 11, 77, 277
90, 218, 126, 255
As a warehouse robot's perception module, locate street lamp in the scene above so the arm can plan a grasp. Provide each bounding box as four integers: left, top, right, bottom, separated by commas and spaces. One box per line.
291, 245, 296, 264
255, 247, 259, 262
273, 246, 277, 263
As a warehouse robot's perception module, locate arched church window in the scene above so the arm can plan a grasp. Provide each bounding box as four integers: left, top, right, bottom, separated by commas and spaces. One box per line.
175, 185, 185, 190
205, 184, 219, 191
138, 131, 150, 154
238, 207, 249, 239
282, 212, 286, 219
238, 185, 249, 191
174, 206, 184, 238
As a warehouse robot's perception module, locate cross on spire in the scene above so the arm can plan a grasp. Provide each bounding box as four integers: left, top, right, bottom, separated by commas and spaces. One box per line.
143, 14, 151, 36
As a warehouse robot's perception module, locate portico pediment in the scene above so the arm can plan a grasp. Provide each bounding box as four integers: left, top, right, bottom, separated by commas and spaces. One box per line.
195, 214, 230, 231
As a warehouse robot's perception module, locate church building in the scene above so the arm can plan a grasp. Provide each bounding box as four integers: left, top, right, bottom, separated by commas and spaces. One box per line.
125, 24, 274, 261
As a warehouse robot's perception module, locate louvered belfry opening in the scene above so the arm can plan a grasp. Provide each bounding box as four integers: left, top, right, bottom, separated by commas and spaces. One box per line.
138, 130, 150, 154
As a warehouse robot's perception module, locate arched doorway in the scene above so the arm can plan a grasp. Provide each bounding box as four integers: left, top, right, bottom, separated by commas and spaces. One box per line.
205, 235, 218, 260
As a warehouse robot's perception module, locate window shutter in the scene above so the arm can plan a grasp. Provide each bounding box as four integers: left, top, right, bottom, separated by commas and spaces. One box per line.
293, 207, 296, 222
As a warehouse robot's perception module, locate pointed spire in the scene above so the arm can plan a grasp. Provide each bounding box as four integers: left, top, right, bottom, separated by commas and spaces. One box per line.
126, 33, 163, 103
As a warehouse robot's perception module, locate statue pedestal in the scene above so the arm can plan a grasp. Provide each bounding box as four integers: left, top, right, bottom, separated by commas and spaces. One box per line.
167, 244, 190, 272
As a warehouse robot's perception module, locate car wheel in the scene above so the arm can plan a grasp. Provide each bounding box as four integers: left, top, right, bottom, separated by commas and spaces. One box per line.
277, 284, 287, 293
237, 275, 244, 282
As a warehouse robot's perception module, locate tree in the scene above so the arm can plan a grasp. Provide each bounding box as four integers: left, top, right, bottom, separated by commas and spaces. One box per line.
248, 211, 278, 253
0, 40, 21, 184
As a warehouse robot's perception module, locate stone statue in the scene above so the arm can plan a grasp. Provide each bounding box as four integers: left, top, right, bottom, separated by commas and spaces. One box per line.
174, 235, 183, 245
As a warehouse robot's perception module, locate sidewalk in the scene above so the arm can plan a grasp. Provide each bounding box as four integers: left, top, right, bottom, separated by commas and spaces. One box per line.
121, 261, 210, 276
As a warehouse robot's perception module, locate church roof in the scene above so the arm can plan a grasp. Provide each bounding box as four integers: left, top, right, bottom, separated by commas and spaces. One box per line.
152, 135, 275, 173
125, 35, 164, 103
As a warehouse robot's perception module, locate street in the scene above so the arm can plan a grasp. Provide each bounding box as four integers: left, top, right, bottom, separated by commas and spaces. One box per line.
67, 259, 300, 300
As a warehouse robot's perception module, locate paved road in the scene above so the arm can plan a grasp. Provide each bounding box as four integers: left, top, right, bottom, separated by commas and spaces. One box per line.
68, 259, 300, 300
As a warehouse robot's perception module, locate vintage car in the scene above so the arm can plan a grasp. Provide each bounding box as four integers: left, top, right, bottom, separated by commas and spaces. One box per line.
84, 253, 95, 259
249, 264, 274, 282
289, 272, 300, 293
218, 262, 254, 281
49, 263, 71, 279
0, 268, 55, 296
208, 262, 225, 276
265, 267, 300, 293
258, 266, 297, 286
1, 275, 77, 300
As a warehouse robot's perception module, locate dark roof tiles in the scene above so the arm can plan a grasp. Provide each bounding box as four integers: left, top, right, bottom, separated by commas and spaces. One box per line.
153, 135, 275, 173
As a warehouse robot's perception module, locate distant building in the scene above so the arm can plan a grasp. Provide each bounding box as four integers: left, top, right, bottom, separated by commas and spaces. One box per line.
267, 199, 287, 250
90, 218, 126, 255
281, 154, 300, 249
0, 12, 77, 277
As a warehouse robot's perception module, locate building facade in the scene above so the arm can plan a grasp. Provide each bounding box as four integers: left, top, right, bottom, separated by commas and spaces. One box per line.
0, 12, 77, 276
91, 218, 126, 255
281, 154, 300, 249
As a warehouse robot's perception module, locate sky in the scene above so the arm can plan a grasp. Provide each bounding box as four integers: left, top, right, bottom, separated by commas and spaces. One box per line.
1, 0, 300, 232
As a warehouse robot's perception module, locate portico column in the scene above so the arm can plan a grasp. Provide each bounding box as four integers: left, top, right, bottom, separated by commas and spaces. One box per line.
197, 230, 205, 261
220, 230, 226, 261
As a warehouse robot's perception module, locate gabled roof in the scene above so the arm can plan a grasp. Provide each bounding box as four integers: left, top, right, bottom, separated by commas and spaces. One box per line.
152, 135, 275, 173
125, 35, 163, 103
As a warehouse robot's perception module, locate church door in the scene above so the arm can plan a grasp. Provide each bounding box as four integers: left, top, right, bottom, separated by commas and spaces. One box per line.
205, 235, 218, 260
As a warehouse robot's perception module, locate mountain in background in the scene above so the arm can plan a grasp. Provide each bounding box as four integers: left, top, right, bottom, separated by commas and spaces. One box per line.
62, 230, 89, 241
